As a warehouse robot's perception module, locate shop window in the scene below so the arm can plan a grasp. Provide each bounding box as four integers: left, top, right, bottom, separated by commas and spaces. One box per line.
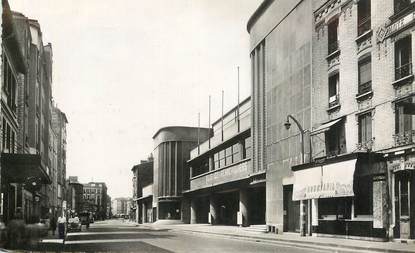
358, 113, 372, 144
394, 0, 412, 14
357, 0, 371, 36
354, 176, 373, 216
395, 36, 412, 80
358, 57, 372, 94
325, 120, 346, 157
328, 73, 339, 108
328, 18, 339, 55
319, 197, 352, 220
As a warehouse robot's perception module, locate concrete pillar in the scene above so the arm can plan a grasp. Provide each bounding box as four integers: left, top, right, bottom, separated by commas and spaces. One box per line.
208, 156, 214, 171
142, 202, 146, 223
190, 199, 197, 224
209, 194, 218, 225
239, 188, 249, 227
300, 200, 306, 236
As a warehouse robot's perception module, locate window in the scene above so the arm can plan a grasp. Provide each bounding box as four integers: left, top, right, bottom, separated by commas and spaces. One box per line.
328, 74, 339, 107
219, 150, 226, 168
214, 152, 219, 169
325, 121, 346, 156
2, 55, 17, 113
358, 113, 372, 143
394, 0, 411, 14
399, 176, 409, 216
395, 36, 412, 80
328, 18, 339, 55
225, 146, 233, 165
395, 97, 415, 134
244, 137, 251, 159
358, 57, 372, 94
319, 197, 352, 220
357, 0, 371, 36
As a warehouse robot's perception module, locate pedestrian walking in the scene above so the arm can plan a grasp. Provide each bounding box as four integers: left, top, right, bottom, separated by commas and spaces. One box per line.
57, 214, 66, 240
50, 214, 57, 236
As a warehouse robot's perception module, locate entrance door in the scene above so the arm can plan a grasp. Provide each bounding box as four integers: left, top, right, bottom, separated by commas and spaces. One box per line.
283, 185, 300, 232
396, 172, 411, 239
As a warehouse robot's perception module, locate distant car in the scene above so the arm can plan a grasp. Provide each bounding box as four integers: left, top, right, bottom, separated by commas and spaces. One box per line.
79, 212, 91, 228
67, 217, 81, 232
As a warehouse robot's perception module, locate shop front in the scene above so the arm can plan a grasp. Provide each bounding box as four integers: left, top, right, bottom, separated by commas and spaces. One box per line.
388, 155, 415, 240
0, 153, 51, 223
292, 153, 388, 241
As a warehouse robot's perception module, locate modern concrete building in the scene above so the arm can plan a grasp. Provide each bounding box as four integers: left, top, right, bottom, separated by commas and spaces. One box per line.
247, 0, 313, 234
132, 156, 154, 223
152, 126, 210, 223
184, 97, 262, 227
83, 182, 108, 220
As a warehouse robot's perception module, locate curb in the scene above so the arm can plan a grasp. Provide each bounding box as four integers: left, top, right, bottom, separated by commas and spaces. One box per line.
139, 225, 415, 253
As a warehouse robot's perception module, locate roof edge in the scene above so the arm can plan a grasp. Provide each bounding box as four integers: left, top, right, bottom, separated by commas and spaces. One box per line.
247, 0, 275, 33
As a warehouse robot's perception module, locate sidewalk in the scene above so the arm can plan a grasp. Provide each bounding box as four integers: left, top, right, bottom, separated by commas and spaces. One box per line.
139, 223, 415, 253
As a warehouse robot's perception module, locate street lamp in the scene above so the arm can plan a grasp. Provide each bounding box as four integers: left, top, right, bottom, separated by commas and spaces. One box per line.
284, 115, 305, 164
284, 114, 308, 237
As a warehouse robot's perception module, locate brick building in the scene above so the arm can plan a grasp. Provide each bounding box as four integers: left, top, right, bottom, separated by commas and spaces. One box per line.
66, 176, 83, 215
83, 182, 108, 220
132, 156, 154, 223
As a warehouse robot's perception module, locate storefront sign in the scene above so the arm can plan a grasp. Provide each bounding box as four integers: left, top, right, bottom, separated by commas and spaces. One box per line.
293, 159, 356, 201
377, 11, 415, 43
390, 161, 415, 172
190, 160, 250, 190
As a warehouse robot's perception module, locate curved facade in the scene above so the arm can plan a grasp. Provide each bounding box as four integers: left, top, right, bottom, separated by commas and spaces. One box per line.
153, 126, 210, 221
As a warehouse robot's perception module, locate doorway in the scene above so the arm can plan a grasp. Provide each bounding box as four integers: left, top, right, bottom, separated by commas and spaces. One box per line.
395, 171, 412, 239
283, 185, 300, 232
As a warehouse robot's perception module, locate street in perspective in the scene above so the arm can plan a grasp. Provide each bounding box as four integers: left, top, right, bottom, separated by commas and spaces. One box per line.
0, 0, 414, 252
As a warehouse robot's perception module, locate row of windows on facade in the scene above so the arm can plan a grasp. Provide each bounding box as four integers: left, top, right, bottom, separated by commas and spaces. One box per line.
84, 188, 101, 194
192, 137, 251, 177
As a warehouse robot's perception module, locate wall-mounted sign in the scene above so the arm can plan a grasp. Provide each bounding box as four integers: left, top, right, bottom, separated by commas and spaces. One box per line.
377, 11, 415, 43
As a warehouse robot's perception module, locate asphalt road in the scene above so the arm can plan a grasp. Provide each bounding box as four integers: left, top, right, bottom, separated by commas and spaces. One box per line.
35, 219, 360, 252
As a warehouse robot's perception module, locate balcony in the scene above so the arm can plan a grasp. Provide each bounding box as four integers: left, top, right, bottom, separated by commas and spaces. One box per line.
395, 62, 413, 80
358, 17, 371, 36
328, 40, 339, 55
356, 138, 374, 151
393, 130, 415, 146
189, 159, 250, 191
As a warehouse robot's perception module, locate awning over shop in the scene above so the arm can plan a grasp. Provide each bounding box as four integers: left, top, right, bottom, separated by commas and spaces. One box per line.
293, 159, 356, 201
311, 118, 343, 135
1, 153, 51, 184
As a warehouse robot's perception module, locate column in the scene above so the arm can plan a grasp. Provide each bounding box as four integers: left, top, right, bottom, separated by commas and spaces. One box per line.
208, 156, 214, 171
190, 199, 197, 224
142, 202, 146, 223
239, 188, 249, 227
209, 194, 218, 225
300, 200, 306, 236
311, 199, 318, 234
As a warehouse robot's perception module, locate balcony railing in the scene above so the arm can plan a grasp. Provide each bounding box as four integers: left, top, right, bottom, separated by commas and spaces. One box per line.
328, 94, 339, 108
358, 17, 371, 36
356, 138, 374, 151
393, 130, 415, 146
328, 40, 339, 55
358, 81, 372, 95
395, 62, 413, 80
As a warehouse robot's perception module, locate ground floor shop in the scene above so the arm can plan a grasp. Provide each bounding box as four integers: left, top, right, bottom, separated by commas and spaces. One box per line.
291, 153, 388, 241
137, 196, 154, 223
388, 153, 415, 240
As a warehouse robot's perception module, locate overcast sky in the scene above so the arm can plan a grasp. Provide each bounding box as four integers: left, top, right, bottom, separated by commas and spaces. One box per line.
11, 0, 261, 198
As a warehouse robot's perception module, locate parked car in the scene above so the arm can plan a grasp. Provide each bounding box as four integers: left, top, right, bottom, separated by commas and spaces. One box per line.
67, 216, 81, 232
79, 212, 90, 229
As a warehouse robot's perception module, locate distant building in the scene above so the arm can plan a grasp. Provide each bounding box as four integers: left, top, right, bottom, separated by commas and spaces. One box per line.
66, 176, 83, 214
132, 156, 154, 223
152, 126, 210, 222
83, 182, 108, 220
106, 195, 112, 218
112, 197, 131, 216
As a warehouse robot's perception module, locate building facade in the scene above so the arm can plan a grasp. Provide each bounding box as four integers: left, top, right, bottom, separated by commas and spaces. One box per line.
111, 197, 131, 216
132, 157, 154, 223
185, 98, 261, 227
247, 0, 313, 234
66, 176, 83, 215
152, 126, 210, 223
82, 182, 108, 220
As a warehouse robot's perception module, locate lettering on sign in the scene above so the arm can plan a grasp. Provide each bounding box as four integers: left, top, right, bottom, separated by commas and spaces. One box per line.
377, 11, 415, 43
404, 161, 415, 170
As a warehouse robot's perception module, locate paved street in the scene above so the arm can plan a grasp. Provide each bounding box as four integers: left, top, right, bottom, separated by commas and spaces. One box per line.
33, 219, 384, 252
